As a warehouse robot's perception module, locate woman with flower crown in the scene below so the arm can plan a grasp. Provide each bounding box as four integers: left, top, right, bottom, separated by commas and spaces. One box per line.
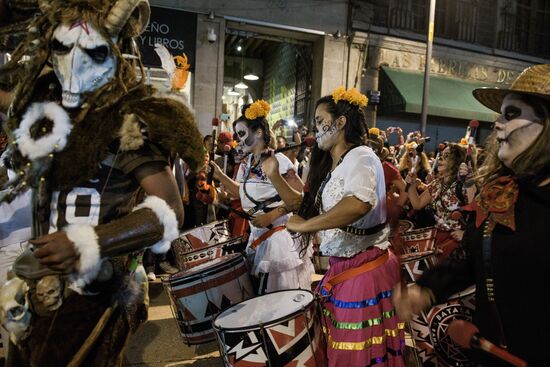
262, 87, 405, 366
210, 100, 313, 295
393, 64, 550, 366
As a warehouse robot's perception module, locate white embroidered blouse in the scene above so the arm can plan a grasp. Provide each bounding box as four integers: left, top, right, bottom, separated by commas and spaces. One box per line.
318, 146, 389, 258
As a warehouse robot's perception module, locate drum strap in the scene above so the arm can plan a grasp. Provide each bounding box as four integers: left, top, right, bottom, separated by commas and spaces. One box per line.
242, 154, 282, 216
322, 251, 389, 294
250, 225, 286, 250
482, 221, 508, 349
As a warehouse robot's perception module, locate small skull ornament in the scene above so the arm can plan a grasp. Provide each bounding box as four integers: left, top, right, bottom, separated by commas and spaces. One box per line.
36, 275, 63, 312
0, 277, 32, 344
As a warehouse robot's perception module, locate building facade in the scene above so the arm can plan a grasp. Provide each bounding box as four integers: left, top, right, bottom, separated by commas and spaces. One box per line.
148, 0, 549, 147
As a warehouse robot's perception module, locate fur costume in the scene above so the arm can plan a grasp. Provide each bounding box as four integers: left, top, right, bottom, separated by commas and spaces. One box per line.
0, 1, 203, 366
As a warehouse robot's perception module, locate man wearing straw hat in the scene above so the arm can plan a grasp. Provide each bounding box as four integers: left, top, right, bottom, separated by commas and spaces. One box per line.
393, 64, 550, 366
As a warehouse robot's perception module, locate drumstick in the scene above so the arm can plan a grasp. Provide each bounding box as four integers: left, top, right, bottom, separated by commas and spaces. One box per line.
222, 144, 230, 175
430, 143, 446, 175
448, 320, 528, 367
207, 118, 220, 185
464, 120, 479, 142
261, 136, 316, 157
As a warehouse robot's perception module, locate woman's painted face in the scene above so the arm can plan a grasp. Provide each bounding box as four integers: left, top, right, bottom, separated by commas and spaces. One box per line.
234, 121, 261, 153
314, 104, 340, 151
495, 94, 544, 168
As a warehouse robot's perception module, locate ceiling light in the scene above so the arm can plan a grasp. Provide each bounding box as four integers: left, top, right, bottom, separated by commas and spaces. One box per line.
244, 73, 259, 81
235, 82, 248, 89
237, 45, 242, 52
227, 88, 240, 96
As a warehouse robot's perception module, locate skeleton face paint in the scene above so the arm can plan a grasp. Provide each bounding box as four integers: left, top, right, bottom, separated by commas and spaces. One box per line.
234, 121, 261, 153
51, 21, 117, 108
495, 94, 544, 168
314, 104, 340, 151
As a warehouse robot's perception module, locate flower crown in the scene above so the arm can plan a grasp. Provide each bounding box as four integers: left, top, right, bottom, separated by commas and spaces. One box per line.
245, 100, 271, 120
368, 127, 380, 136
332, 87, 369, 107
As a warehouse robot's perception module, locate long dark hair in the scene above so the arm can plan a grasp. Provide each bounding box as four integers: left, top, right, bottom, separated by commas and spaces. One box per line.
232, 104, 273, 148
298, 95, 369, 221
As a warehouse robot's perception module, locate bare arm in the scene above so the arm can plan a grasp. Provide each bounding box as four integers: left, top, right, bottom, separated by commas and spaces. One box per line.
406, 180, 432, 210
288, 196, 371, 233
135, 162, 184, 226
263, 156, 303, 211
392, 177, 409, 207
211, 161, 240, 198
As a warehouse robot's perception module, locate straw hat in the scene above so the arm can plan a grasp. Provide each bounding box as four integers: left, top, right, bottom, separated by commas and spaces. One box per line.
473, 64, 550, 113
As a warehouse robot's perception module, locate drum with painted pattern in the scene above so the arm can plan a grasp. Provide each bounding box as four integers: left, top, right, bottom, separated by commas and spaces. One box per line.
213, 289, 326, 366
163, 253, 255, 345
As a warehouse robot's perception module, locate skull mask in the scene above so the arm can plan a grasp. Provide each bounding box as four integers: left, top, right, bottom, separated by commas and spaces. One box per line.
0, 277, 32, 345
36, 275, 63, 312
51, 21, 117, 109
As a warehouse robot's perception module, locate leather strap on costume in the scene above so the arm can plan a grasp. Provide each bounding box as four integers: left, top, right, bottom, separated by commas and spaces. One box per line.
95, 208, 164, 258
341, 222, 386, 236
322, 251, 389, 294
250, 225, 286, 250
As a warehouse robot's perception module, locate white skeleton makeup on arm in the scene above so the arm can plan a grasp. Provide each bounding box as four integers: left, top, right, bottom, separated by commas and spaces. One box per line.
51, 21, 117, 109
495, 93, 544, 168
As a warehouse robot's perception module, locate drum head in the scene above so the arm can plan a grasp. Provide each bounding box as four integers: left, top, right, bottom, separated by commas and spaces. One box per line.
214, 289, 314, 330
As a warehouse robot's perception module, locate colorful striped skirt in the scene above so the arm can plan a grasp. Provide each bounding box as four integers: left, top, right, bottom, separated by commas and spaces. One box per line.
317, 246, 405, 366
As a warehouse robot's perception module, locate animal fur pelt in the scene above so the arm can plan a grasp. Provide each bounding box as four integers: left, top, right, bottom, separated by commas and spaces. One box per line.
3, 72, 203, 192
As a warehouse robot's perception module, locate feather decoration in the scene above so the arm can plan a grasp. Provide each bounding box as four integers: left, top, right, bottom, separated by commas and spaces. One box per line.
154, 44, 176, 86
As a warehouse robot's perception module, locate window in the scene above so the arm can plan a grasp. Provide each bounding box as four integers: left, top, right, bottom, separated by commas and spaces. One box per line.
513, 0, 550, 57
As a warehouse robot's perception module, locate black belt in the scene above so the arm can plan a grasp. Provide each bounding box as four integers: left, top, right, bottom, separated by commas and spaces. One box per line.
340, 222, 386, 236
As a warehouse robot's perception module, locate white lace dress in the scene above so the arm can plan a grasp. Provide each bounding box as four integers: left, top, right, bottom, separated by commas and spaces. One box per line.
318, 146, 390, 257
236, 153, 314, 292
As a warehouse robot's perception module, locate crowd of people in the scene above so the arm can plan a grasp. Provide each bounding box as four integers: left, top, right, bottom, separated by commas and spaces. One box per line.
0, 1, 549, 367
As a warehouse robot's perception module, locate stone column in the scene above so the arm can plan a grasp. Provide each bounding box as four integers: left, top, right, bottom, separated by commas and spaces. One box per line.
192, 14, 225, 136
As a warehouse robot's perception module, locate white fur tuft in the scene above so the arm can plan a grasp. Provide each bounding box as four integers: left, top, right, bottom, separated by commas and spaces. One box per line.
63, 224, 102, 288
134, 196, 179, 254
14, 102, 72, 160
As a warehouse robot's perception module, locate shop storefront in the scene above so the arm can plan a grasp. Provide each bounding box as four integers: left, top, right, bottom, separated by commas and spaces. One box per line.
138, 7, 197, 103
364, 34, 534, 150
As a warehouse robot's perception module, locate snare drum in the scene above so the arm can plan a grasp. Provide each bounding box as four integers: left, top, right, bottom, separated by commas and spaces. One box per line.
401, 227, 437, 254
397, 219, 414, 234
172, 220, 245, 269
409, 286, 476, 367
213, 289, 327, 366
163, 253, 255, 345
180, 236, 244, 270
399, 251, 436, 284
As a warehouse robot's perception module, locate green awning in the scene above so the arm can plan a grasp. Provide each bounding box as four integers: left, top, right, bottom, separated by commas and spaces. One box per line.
379, 66, 498, 122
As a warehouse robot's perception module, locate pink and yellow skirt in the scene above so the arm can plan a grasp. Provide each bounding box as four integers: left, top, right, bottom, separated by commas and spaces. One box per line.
317, 246, 405, 366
